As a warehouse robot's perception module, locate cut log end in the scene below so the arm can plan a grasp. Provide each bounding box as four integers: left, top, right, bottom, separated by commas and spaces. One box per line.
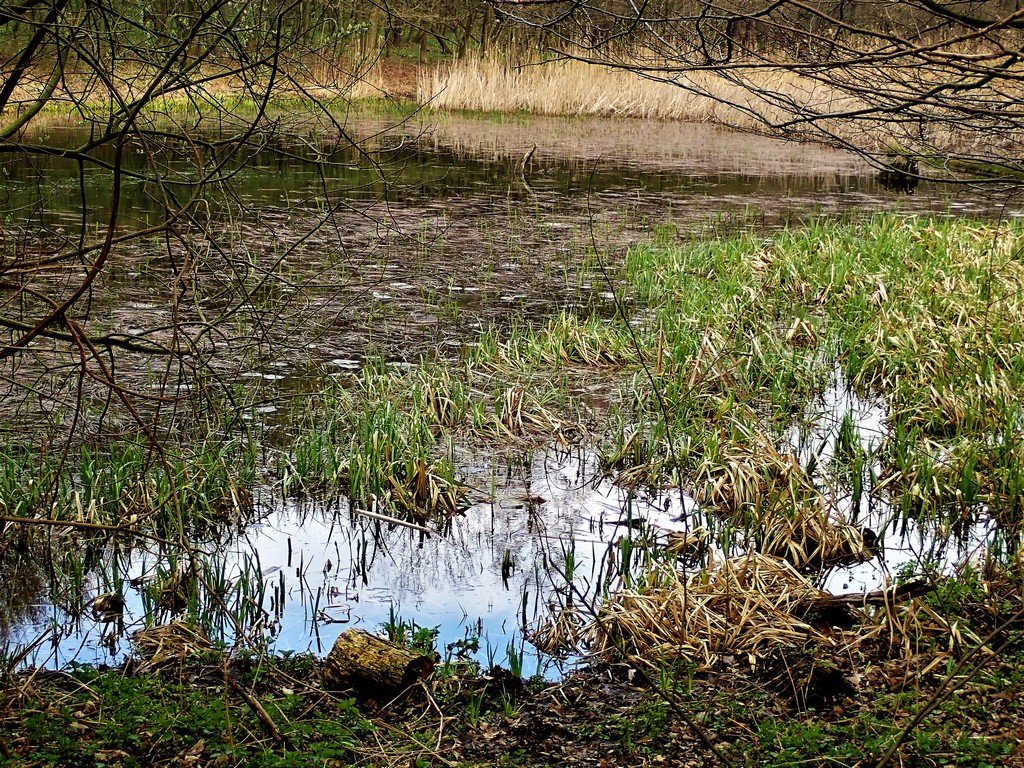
323, 628, 434, 695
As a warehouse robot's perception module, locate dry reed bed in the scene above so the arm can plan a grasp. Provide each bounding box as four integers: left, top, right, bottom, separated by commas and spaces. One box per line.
576, 552, 983, 670
690, 427, 873, 568
420, 55, 1024, 158
131, 620, 213, 674
586, 553, 830, 666
420, 56, 846, 129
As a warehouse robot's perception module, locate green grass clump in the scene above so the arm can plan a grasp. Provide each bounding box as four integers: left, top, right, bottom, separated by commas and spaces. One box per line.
278, 353, 584, 519
279, 362, 468, 521
573, 215, 1024, 530
0, 436, 256, 535
470, 311, 637, 370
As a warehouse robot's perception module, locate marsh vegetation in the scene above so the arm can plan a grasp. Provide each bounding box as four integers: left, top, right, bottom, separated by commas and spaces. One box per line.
3, 1, 1024, 765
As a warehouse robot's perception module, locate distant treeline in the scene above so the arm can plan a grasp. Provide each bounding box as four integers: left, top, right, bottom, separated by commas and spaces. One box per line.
4, 0, 1024, 67
0, 1, 523, 64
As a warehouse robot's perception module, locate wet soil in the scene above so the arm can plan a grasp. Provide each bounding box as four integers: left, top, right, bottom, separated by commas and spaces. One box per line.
449, 658, 1024, 767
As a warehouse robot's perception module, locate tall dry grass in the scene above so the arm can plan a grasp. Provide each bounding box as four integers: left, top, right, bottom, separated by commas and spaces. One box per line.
419, 55, 859, 134
419, 54, 1021, 157
4, 55, 393, 125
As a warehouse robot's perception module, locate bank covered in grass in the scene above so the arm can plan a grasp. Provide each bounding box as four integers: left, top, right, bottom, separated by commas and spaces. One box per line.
447, 214, 1024, 533
606, 215, 1024, 519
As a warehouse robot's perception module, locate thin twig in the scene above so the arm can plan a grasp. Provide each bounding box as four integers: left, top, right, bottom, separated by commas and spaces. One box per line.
351, 507, 434, 534
224, 673, 291, 749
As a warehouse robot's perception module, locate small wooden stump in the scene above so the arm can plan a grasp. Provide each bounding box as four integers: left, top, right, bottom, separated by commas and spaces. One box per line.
323, 629, 434, 695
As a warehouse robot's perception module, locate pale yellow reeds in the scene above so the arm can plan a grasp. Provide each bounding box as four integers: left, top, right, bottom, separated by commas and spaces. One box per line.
419, 55, 861, 136
559, 551, 979, 671
529, 605, 585, 657
583, 552, 830, 667
419, 52, 1024, 159
861, 594, 984, 664
755, 502, 872, 568
691, 426, 873, 568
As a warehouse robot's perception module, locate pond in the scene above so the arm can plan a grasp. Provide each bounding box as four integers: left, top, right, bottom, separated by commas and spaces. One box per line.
1, 112, 1016, 675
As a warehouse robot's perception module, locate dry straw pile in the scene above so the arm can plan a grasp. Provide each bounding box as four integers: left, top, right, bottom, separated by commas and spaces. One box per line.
132, 620, 214, 674
692, 428, 874, 569
563, 551, 984, 671
585, 553, 832, 667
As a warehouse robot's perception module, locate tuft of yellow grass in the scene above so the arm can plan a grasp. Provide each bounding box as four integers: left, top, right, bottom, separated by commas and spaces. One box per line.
584, 552, 830, 667
560, 551, 981, 671
132, 620, 213, 673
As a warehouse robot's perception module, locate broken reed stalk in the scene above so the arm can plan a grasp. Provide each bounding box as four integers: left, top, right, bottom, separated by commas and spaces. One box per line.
351, 507, 433, 534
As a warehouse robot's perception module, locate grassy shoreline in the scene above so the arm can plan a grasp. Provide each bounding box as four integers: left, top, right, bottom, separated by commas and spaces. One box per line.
2, 615, 1022, 767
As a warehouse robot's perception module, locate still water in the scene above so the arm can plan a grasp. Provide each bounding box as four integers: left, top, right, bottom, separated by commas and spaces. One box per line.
1, 113, 1012, 673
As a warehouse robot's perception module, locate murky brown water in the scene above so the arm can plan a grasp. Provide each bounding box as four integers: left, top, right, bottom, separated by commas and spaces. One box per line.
3, 113, 1013, 380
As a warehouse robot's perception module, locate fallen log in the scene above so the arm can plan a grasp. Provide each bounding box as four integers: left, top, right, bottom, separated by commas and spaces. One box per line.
802, 577, 934, 611
797, 577, 935, 627
323, 629, 434, 695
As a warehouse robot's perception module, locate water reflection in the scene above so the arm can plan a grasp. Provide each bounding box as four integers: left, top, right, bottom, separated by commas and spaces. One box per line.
3, 114, 1018, 229
6, 434, 1000, 674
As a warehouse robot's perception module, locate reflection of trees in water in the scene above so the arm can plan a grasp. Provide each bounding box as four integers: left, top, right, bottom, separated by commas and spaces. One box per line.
0, 527, 102, 650
0, 534, 47, 646
249, 450, 610, 640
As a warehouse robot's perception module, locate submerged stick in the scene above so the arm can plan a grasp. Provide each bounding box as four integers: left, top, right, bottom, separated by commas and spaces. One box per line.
0, 514, 174, 546
351, 507, 433, 534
